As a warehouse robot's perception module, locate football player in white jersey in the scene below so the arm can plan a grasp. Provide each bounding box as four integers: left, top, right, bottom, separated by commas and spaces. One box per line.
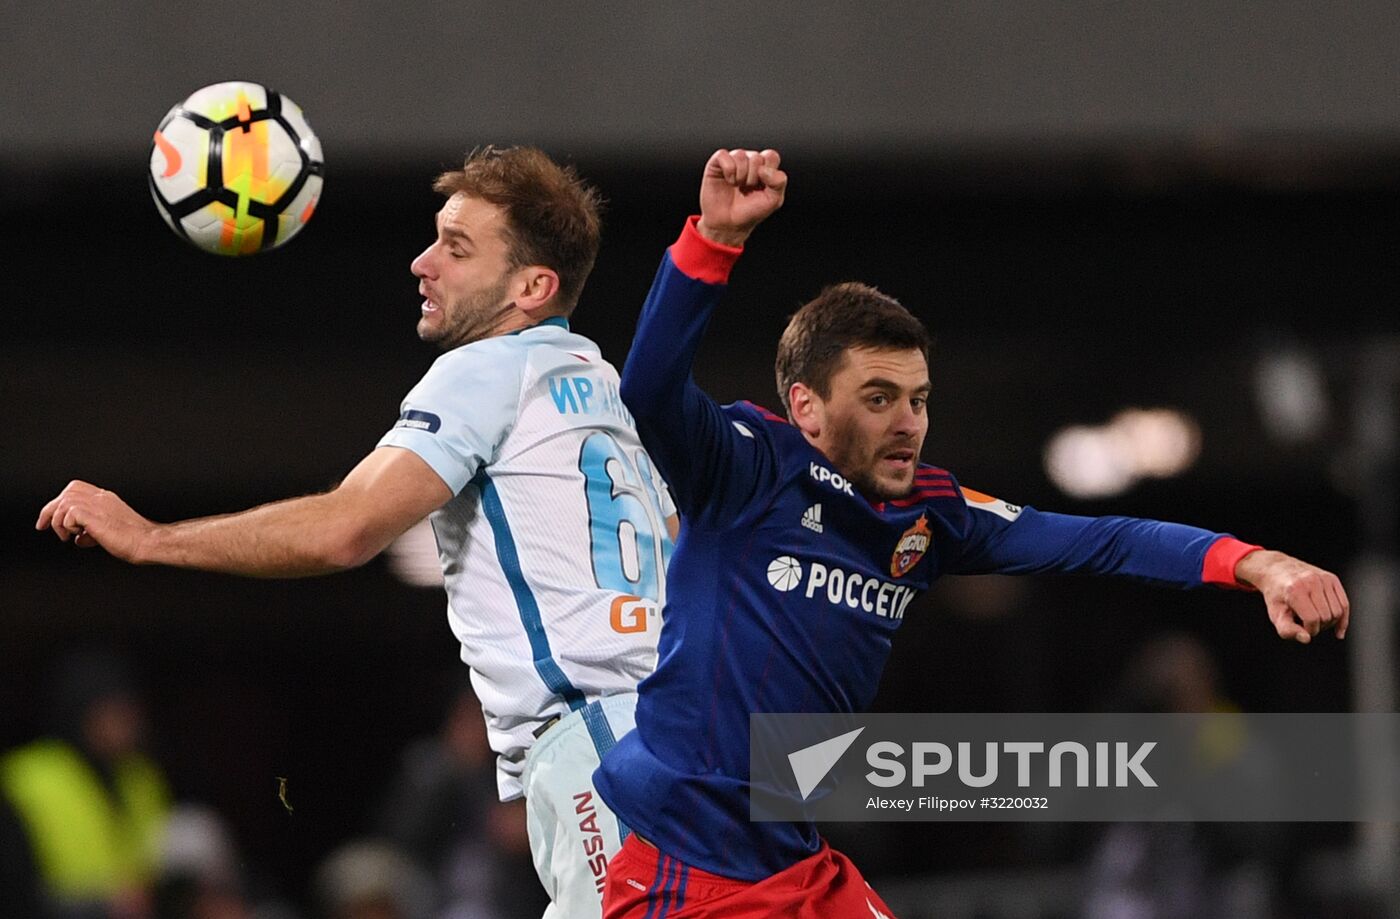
38, 146, 676, 918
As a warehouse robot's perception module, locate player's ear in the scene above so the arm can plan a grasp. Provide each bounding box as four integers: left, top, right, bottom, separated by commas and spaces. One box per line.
789, 382, 823, 438
512, 265, 561, 316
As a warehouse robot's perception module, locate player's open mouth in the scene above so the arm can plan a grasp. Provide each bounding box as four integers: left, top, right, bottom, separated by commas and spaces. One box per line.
883, 450, 914, 470
420, 291, 440, 315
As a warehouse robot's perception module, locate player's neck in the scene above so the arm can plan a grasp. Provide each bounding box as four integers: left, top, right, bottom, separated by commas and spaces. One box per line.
488, 306, 564, 339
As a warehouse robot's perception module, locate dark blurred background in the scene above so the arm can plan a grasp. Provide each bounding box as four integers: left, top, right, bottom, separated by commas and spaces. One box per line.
4, 3, 1399, 917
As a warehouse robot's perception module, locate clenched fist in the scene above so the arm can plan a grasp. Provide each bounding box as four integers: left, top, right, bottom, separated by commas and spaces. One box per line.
1236, 549, 1350, 643
696, 148, 787, 248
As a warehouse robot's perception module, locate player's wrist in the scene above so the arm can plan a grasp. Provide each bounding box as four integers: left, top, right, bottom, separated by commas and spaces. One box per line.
670, 216, 743, 285
695, 217, 750, 248
129, 522, 164, 566
1232, 548, 1283, 590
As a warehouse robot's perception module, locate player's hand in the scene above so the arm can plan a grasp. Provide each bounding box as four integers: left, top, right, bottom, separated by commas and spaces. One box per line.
36, 480, 157, 564
696, 148, 787, 248
1235, 549, 1350, 643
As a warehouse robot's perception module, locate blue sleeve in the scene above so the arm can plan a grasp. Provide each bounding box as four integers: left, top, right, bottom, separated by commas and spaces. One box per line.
619, 223, 780, 527
944, 487, 1223, 589
376, 339, 523, 494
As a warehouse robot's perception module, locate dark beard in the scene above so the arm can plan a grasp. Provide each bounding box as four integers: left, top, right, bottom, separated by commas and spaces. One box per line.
824, 424, 912, 501
854, 469, 911, 502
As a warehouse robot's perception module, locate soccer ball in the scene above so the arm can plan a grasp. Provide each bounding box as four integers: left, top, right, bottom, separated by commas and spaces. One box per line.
149, 81, 324, 255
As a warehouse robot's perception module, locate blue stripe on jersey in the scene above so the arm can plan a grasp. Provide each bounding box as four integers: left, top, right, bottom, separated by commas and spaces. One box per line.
474, 470, 586, 712
579, 700, 631, 844
580, 701, 619, 759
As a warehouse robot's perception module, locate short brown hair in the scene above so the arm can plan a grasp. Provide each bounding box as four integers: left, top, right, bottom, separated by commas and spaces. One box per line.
774, 282, 931, 415
433, 146, 603, 312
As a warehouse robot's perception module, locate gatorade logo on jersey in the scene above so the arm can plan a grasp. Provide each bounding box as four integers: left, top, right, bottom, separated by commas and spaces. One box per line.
890, 513, 931, 577
809, 462, 856, 496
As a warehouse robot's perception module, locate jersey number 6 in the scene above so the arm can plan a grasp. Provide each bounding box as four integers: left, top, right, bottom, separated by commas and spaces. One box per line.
579, 432, 673, 602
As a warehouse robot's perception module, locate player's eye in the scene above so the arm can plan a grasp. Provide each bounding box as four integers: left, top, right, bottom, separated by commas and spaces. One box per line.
868, 394, 889, 407
911, 397, 927, 411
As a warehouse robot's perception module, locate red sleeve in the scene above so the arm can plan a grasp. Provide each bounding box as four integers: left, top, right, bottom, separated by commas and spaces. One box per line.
667, 216, 743, 285
1202, 536, 1264, 590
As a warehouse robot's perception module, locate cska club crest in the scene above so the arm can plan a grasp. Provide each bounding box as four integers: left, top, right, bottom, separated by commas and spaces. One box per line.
890, 514, 931, 578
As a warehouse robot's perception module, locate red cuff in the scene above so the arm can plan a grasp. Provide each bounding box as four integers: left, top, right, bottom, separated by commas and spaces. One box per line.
1202, 537, 1264, 590
667, 215, 743, 285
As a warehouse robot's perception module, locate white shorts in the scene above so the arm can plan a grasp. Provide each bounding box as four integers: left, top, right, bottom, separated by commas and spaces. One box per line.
521, 693, 637, 919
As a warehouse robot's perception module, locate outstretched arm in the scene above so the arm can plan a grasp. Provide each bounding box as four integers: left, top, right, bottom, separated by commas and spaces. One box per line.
620, 148, 788, 523
36, 446, 451, 577
946, 491, 1349, 644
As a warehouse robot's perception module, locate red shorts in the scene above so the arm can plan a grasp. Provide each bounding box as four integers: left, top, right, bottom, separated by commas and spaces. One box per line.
603, 835, 897, 919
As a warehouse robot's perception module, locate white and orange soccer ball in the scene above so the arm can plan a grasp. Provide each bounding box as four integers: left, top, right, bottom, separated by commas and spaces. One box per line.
149, 81, 324, 255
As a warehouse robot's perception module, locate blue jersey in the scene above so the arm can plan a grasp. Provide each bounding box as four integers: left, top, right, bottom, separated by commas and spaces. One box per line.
593, 218, 1256, 881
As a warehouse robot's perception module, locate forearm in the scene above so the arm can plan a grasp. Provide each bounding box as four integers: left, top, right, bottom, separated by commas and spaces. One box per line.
619, 261, 715, 428
620, 219, 740, 423
41, 448, 449, 575
139, 491, 376, 577
957, 509, 1247, 589
621, 221, 748, 513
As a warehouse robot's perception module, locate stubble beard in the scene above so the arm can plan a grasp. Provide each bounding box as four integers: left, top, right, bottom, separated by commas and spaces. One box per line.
825, 422, 915, 501
419, 276, 514, 351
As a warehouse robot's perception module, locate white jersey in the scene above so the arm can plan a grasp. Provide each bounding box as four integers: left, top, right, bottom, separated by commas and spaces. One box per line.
378, 317, 673, 799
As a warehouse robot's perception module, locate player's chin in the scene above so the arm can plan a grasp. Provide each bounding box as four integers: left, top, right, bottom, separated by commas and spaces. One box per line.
868, 467, 916, 501
416, 315, 444, 343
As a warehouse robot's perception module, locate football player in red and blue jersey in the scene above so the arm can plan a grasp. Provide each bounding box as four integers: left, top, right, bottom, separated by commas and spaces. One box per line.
593, 148, 1350, 918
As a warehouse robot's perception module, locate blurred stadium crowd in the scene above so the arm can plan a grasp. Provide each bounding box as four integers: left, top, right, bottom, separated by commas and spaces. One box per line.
0, 648, 547, 919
